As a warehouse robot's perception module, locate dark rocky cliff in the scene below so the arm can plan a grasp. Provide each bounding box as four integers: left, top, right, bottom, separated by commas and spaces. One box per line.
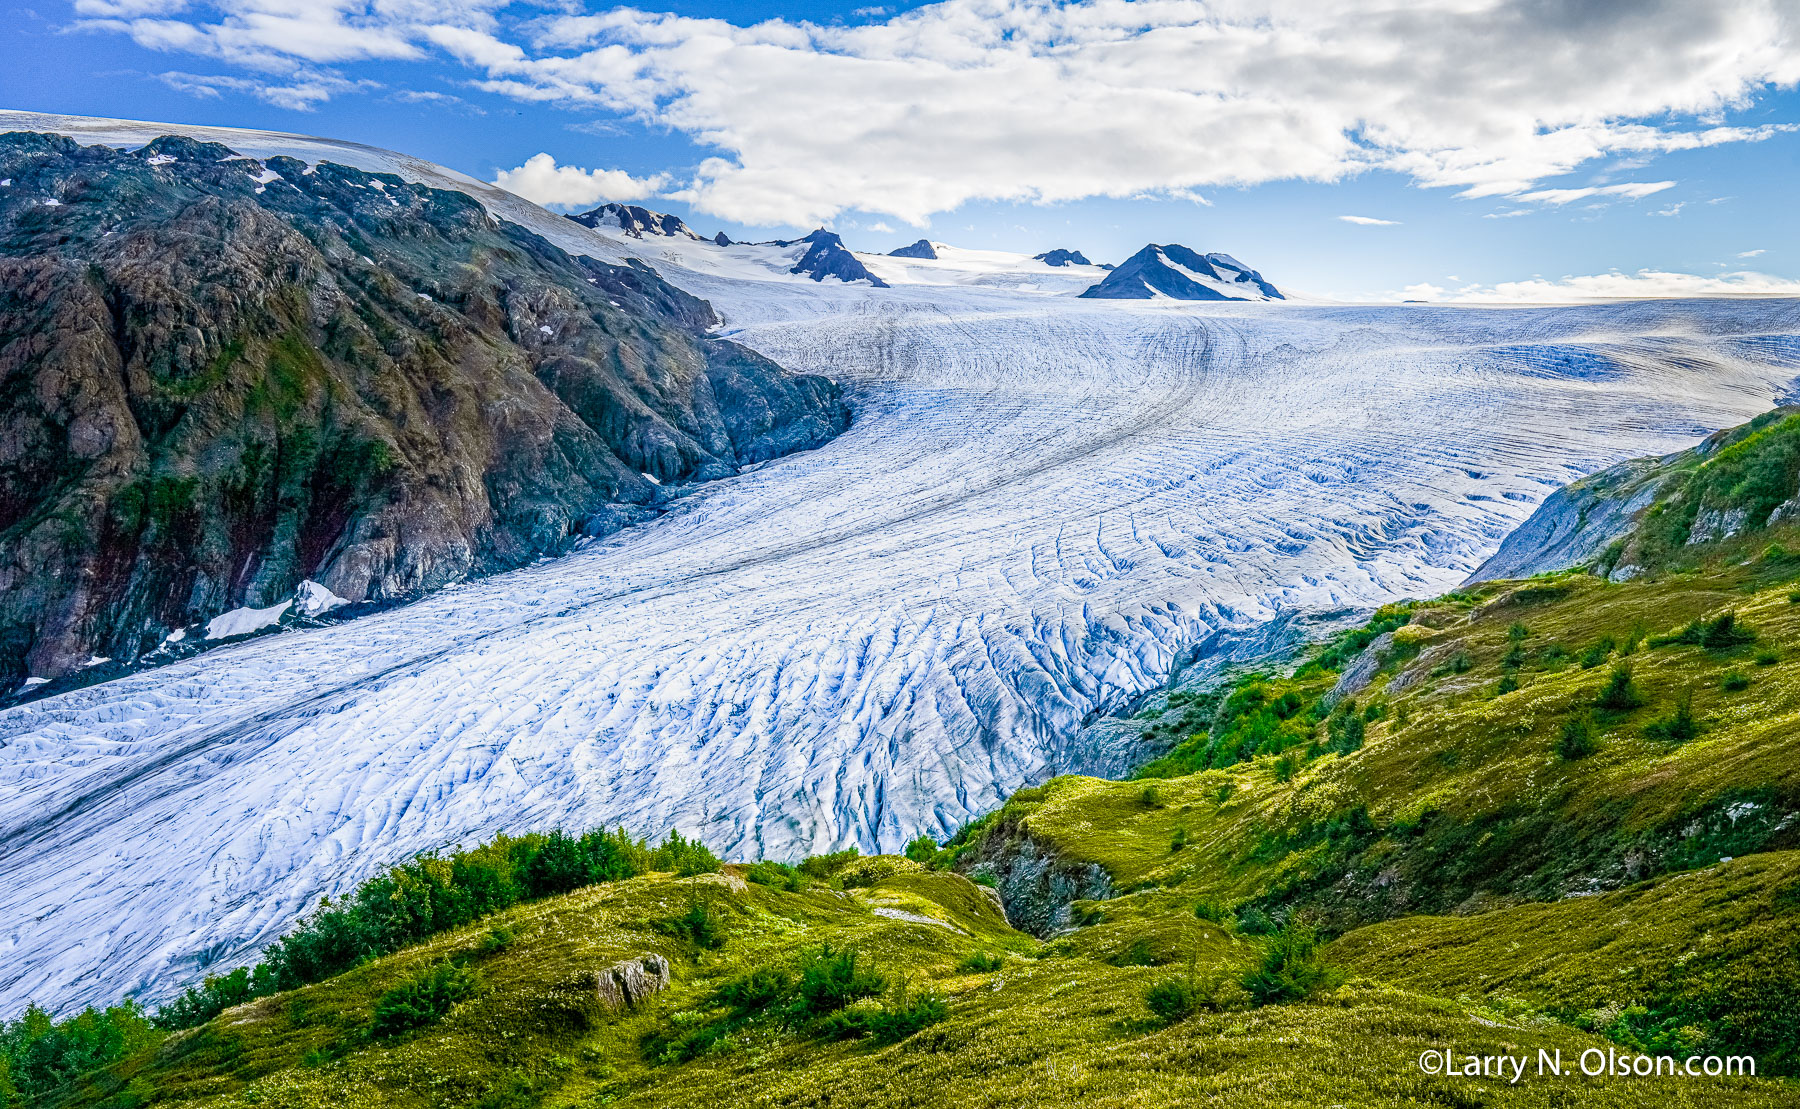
0, 131, 850, 682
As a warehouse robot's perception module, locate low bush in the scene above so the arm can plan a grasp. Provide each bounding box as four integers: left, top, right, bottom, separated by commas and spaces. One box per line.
654, 895, 726, 950
1556, 713, 1597, 760
744, 860, 809, 892
1239, 924, 1341, 1006
1722, 670, 1751, 692
370, 962, 478, 1038
1642, 693, 1702, 743
1594, 664, 1644, 713
957, 951, 1004, 974
903, 835, 940, 864
1144, 968, 1230, 1023
795, 946, 887, 1018
820, 982, 948, 1043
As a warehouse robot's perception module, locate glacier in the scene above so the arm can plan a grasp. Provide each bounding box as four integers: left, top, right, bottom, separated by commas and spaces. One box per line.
2, 113, 1800, 1016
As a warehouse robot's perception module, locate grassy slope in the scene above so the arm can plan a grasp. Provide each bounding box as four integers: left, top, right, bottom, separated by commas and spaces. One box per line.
43, 864, 1790, 1109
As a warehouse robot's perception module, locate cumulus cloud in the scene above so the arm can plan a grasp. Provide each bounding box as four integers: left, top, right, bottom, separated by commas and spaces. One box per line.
492, 152, 670, 209
1338, 215, 1399, 226
1399, 269, 1800, 303
71, 1, 1800, 223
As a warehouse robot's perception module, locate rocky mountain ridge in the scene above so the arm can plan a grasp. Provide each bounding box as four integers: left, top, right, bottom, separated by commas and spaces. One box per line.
0, 131, 849, 683
1080, 244, 1282, 300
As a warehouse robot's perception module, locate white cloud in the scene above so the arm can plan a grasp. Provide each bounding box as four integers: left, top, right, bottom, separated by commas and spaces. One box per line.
867, 220, 894, 232
157, 69, 374, 110
1338, 215, 1399, 225
1651, 202, 1685, 217
71, 0, 1800, 225
1510, 181, 1676, 206
492, 152, 669, 209
1399, 269, 1800, 303
1738, 248, 1767, 257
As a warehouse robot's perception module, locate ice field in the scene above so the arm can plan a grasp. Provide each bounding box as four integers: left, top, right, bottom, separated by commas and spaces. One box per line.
3, 114, 1800, 1013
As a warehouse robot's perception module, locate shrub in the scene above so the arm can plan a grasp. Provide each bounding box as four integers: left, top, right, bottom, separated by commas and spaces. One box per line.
903, 835, 940, 865
1556, 714, 1597, 760
0, 1002, 159, 1105
655, 895, 726, 950
154, 825, 659, 1030
1653, 612, 1756, 651
1273, 754, 1298, 782
1579, 637, 1615, 669
1139, 781, 1166, 808
1193, 899, 1228, 924
794, 946, 887, 1018
651, 830, 721, 877
1722, 670, 1751, 692
1595, 664, 1644, 713
1169, 826, 1190, 852
820, 983, 947, 1043
475, 925, 515, 957
713, 967, 795, 1016
744, 860, 809, 892
1755, 650, 1779, 666
1643, 693, 1702, 743
1438, 650, 1474, 676
1239, 924, 1341, 1006
1144, 976, 1206, 1023
1789, 590, 1800, 604
957, 951, 1004, 974
1495, 673, 1519, 695
370, 962, 478, 1038
1327, 708, 1365, 756
797, 847, 860, 881
1701, 612, 1757, 650
1507, 622, 1530, 642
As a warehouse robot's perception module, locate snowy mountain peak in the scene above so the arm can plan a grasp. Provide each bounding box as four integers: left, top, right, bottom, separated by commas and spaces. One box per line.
1079, 244, 1282, 301
889, 239, 939, 259
1034, 248, 1093, 267
785, 228, 889, 287
567, 202, 703, 241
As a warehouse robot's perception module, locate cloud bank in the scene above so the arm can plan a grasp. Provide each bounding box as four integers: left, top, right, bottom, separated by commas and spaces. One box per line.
71, 0, 1800, 225
1400, 269, 1800, 303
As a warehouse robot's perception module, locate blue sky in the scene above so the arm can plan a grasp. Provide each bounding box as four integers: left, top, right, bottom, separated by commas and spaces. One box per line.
5, 0, 1800, 301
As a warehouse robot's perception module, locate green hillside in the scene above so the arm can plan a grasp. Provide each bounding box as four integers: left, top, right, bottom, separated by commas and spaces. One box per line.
8, 413, 1800, 1107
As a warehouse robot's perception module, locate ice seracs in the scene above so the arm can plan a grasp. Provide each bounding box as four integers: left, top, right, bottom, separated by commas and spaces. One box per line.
1080, 244, 1283, 301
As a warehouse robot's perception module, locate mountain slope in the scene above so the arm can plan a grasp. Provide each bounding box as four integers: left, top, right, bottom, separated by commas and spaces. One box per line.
1472, 406, 1800, 583
1079, 245, 1282, 301
0, 131, 848, 682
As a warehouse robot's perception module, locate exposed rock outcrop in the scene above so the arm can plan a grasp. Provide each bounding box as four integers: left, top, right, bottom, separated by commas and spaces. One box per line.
1033, 248, 1092, 267
0, 131, 850, 683
960, 831, 1112, 938
1080, 244, 1281, 301
784, 229, 888, 287
567, 203, 702, 240
587, 954, 671, 1010
889, 239, 938, 259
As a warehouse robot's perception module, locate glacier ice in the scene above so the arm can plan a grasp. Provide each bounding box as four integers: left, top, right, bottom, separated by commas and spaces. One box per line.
2, 112, 1799, 1017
